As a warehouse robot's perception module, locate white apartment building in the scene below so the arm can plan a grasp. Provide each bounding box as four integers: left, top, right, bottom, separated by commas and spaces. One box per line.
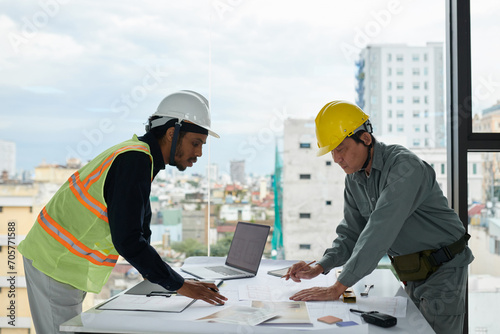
229, 160, 246, 185
282, 119, 345, 261
0, 140, 16, 178
356, 43, 445, 149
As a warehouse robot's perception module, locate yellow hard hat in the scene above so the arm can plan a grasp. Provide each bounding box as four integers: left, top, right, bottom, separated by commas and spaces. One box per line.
315, 100, 370, 156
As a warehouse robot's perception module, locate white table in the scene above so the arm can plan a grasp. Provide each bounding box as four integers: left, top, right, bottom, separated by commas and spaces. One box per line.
61, 257, 436, 334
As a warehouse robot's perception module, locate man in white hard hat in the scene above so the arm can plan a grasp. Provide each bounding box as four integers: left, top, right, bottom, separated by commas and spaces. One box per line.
285, 101, 473, 334
19, 90, 227, 334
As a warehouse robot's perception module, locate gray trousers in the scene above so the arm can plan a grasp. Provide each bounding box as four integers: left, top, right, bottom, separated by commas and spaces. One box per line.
405, 265, 467, 334
23, 256, 87, 334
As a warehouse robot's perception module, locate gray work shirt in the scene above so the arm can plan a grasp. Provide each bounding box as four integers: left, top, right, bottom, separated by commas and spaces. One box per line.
317, 141, 474, 287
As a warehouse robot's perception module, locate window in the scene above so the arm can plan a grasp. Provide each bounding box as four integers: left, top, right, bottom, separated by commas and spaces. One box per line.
413, 82, 420, 89
412, 54, 420, 61
299, 244, 311, 250
396, 110, 404, 118
440, 164, 445, 175
396, 96, 404, 104
396, 54, 404, 62
299, 174, 311, 180
424, 96, 429, 104
397, 124, 404, 132
300, 143, 311, 148
424, 81, 428, 90
423, 53, 428, 61
414, 125, 421, 132
387, 81, 392, 90
326, 201, 332, 206
423, 67, 428, 75
396, 68, 404, 75
388, 110, 393, 118
413, 97, 420, 104
472, 163, 477, 175
413, 110, 420, 118
388, 124, 393, 132
299, 213, 311, 219
413, 139, 421, 146
387, 53, 392, 62
412, 68, 420, 75
387, 68, 392, 76
388, 96, 392, 104
396, 82, 404, 89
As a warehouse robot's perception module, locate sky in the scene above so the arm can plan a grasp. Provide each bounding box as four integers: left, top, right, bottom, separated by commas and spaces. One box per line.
1, 0, 498, 177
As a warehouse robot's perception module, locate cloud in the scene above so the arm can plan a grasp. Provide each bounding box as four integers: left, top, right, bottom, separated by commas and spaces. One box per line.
1, 0, 494, 176
22, 86, 65, 94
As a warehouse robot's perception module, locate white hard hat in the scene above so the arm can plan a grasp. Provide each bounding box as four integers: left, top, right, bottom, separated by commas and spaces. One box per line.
150, 90, 219, 138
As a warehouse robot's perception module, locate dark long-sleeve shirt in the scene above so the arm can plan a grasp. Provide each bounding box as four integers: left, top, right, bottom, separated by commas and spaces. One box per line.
104, 132, 184, 291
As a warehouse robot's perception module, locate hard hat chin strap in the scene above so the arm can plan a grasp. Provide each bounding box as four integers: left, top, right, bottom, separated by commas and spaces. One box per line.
361, 144, 372, 170
169, 121, 182, 166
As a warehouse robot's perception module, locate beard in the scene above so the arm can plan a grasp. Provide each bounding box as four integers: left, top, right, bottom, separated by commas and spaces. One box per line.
175, 147, 187, 172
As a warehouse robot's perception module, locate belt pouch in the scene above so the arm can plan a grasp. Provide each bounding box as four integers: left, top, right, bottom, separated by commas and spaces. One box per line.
391, 251, 436, 281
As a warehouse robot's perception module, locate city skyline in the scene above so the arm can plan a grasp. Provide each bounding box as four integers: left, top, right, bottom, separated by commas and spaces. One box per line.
1, 1, 497, 177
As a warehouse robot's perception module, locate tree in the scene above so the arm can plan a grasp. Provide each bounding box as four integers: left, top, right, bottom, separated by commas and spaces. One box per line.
210, 234, 234, 257
171, 239, 207, 258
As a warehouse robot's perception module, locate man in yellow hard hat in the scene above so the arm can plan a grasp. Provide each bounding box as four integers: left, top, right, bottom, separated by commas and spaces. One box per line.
285, 101, 473, 334
19, 90, 227, 334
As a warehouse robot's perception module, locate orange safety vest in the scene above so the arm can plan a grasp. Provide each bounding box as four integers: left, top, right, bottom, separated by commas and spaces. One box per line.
19, 135, 153, 293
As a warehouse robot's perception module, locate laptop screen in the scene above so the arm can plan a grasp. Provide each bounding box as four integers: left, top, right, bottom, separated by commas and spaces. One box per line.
225, 222, 270, 274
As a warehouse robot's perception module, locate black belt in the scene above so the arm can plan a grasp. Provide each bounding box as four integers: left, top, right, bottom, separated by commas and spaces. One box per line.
427, 233, 470, 267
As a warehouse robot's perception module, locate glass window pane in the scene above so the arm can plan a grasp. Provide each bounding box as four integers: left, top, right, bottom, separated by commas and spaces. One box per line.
471, 1, 500, 133
468, 152, 500, 333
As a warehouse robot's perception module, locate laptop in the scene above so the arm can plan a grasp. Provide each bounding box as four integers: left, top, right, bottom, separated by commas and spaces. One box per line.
181, 222, 270, 280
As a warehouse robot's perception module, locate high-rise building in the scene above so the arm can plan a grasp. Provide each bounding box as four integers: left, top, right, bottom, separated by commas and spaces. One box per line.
205, 163, 219, 184
282, 119, 345, 260
0, 140, 16, 179
356, 43, 445, 148
230, 160, 246, 185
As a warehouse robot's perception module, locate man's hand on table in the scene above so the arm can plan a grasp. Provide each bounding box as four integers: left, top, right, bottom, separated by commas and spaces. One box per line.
283, 261, 324, 282
177, 280, 227, 305
289, 280, 348, 301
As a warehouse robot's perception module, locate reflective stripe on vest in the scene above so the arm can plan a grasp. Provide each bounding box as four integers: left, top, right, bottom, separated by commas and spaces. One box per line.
84, 145, 151, 188
37, 207, 118, 267
67, 145, 152, 224
69, 172, 108, 223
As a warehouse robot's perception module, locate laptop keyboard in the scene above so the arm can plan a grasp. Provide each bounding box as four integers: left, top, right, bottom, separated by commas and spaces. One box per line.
208, 266, 244, 276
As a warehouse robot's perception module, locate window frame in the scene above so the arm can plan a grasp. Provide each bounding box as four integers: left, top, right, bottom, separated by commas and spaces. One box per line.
446, 1, 500, 332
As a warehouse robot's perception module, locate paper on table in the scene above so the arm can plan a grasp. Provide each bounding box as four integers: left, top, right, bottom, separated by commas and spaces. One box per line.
197, 305, 277, 326
354, 296, 408, 317
306, 301, 352, 323
97, 293, 196, 313
238, 284, 304, 302
251, 301, 313, 326
267, 266, 289, 277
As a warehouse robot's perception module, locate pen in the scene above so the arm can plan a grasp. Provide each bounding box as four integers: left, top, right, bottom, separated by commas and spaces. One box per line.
146, 291, 174, 298
281, 260, 316, 279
